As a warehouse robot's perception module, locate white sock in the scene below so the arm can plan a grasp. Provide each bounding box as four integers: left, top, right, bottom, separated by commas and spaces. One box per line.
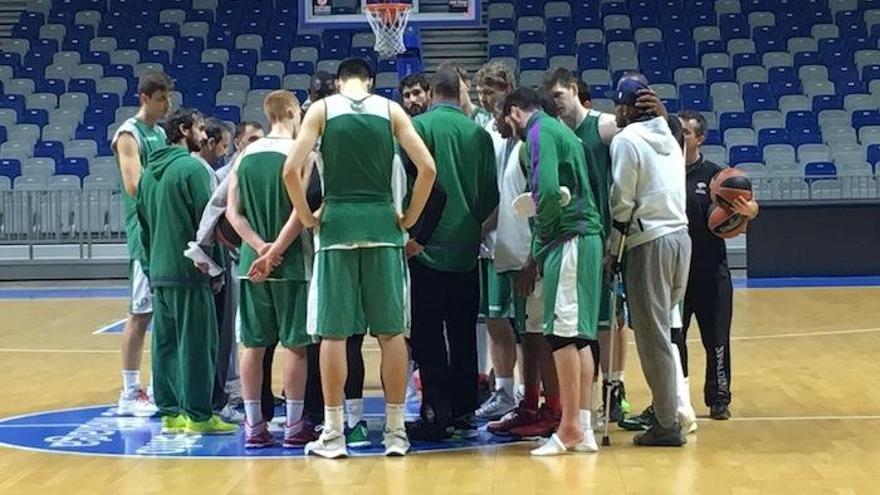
386, 403, 405, 431
325, 406, 344, 434
286, 399, 304, 426
496, 377, 514, 397
671, 345, 693, 416
345, 398, 364, 429
608, 371, 624, 383
122, 370, 141, 392
579, 409, 593, 432
244, 400, 263, 426
516, 383, 526, 398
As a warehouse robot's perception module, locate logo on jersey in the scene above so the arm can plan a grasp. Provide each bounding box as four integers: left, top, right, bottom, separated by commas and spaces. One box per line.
696, 182, 708, 195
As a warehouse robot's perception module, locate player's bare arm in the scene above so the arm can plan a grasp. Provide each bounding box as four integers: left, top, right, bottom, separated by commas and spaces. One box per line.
283, 101, 324, 228
225, 154, 271, 256
115, 133, 142, 197
390, 101, 436, 229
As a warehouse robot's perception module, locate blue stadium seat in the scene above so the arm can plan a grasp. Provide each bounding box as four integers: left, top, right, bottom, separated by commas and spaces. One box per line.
91, 93, 120, 113
868, 144, 880, 171
600, 2, 627, 16
662, 98, 680, 113
704, 129, 722, 145
0, 94, 25, 114
517, 1, 543, 17
35, 141, 65, 163
754, 28, 785, 55
812, 95, 843, 112
729, 145, 762, 165
578, 44, 607, 71
142, 49, 170, 65
794, 52, 820, 68
706, 68, 735, 84
252, 75, 280, 90
605, 29, 633, 42
698, 40, 726, 58
758, 128, 791, 148
786, 111, 818, 130
720, 112, 751, 134
106, 64, 134, 80
518, 30, 545, 44
743, 84, 776, 112
0, 159, 21, 180
769, 67, 798, 85
865, 65, 880, 82
69, 78, 97, 95
772, 80, 802, 97
804, 161, 837, 179
57, 157, 89, 179
286, 61, 314, 75
732, 53, 761, 70
21, 109, 49, 127
490, 45, 515, 58
296, 34, 321, 50
184, 91, 213, 113
574, 12, 601, 30
489, 18, 514, 31
790, 127, 823, 147
378, 58, 398, 74
852, 110, 880, 130
519, 57, 547, 71
75, 123, 104, 142
35, 79, 66, 96
214, 106, 240, 123
0, 126, 5, 144
719, 14, 749, 40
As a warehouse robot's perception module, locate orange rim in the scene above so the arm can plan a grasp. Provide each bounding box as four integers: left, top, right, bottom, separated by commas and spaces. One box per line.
365, 3, 411, 24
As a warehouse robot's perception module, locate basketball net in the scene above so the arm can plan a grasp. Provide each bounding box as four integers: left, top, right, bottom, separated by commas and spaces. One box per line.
364, 3, 412, 58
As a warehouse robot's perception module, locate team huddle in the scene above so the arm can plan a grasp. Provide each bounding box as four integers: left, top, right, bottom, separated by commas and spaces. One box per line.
112, 57, 759, 459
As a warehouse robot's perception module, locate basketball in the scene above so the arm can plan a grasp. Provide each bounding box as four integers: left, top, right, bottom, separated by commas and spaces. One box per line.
710, 167, 753, 211
214, 217, 242, 250
708, 204, 749, 238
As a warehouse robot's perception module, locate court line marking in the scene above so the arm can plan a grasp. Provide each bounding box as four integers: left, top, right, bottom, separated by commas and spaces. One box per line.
92, 319, 127, 335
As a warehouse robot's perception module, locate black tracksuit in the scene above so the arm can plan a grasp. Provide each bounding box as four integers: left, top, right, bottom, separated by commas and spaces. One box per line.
682, 155, 733, 408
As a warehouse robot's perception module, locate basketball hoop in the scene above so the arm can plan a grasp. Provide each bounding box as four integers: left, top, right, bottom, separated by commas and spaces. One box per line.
364, 3, 412, 58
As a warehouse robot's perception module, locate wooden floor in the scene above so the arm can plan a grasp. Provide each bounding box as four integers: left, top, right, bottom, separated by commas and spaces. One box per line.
1, 286, 879, 495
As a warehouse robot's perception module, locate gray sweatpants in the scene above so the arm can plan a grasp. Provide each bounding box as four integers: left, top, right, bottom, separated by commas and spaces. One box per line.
625, 229, 691, 429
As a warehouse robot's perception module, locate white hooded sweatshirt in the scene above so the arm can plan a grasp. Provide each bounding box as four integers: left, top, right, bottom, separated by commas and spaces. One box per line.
610, 116, 688, 250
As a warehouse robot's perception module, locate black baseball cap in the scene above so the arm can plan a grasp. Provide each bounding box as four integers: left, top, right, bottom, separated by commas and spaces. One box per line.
606, 72, 650, 106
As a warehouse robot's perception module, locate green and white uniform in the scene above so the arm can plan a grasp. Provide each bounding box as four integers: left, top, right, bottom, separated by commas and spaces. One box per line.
236, 137, 315, 348
112, 117, 167, 314
574, 109, 614, 329
308, 94, 408, 338
523, 112, 604, 340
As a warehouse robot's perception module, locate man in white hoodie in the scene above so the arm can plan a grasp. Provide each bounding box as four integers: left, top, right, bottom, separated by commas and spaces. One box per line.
608, 72, 691, 447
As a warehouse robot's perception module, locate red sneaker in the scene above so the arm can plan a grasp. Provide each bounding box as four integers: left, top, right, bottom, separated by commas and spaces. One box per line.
509, 405, 561, 439
244, 422, 275, 448
283, 418, 320, 448
487, 402, 539, 435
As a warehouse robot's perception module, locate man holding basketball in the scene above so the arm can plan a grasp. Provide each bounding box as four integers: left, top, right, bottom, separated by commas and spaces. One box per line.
678, 110, 758, 420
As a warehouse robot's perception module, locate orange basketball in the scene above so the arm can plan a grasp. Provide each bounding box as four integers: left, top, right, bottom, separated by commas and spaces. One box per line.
710, 167, 753, 212
708, 204, 749, 239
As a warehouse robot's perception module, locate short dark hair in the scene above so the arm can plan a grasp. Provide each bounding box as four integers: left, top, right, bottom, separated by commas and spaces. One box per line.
678, 109, 708, 137
337, 57, 373, 82
205, 117, 231, 143
542, 68, 578, 92
310, 71, 336, 101
502, 87, 543, 117
430, 68, 461, 101
436, 61, 470, 84
538, 91, 559, 118
138, 70, 173, 96
165, 108, 202, 145
234, 121, 263, 140
576, 80, 591, 104
399, 73, 429, 95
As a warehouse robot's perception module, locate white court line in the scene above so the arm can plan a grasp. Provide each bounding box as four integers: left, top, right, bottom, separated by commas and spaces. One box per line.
726, 415, 880, 422
92, 319, 127, 335
1, 326, 879, 354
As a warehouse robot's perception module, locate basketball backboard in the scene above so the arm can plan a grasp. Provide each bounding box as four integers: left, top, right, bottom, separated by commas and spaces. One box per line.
300, 0, 481, 29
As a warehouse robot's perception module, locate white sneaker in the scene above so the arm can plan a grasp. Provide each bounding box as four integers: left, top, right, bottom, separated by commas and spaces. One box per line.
383, 427, 410, 457
117, 389, 158, 417
574, 429, 599, 453
304, 430, 348, 459
475, 388, 516, 420
530, 433, 569, 456
217, 404, 245, 424
678, 407, 698, 436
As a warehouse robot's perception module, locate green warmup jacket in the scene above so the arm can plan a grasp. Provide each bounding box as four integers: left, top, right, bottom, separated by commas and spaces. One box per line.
412, 103, 499, 272
522, 111, 603, 262
137, 145, 215, 288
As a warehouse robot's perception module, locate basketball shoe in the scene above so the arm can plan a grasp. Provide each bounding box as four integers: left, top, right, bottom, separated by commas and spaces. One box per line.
117, 388, 158, 417
304, 429, 348, 459
244, 421, 275, 448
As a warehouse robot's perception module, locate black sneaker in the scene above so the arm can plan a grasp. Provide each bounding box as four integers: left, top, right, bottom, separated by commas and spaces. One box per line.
619, 405, 653, 431
602, 380, 625, 423
406, 419, 452, 442
450, 414, 479, 440
633, 422, 687, 447
710, 404, 731, 420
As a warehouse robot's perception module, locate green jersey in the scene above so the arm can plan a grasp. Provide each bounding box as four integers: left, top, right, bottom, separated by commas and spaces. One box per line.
574, 110, 612, 236
412, 103, 498, 272
235, 137, 313, 281
112, 117, 167, 264
317, 93, 404, 249
523, 111, 602, 262
137, 146, 214, 287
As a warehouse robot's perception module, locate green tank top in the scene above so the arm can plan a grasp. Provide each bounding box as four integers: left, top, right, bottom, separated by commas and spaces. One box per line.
113, 117, 167, 263
575, 110, 612, 236
317, 93, 403, 249
235, 137, 312, 281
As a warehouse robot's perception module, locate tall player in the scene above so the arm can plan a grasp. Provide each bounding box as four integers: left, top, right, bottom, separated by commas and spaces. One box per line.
501, 88, 604, 455
282, 58, 436, 458
112, 71, 172, 416
226, 90, 315, 448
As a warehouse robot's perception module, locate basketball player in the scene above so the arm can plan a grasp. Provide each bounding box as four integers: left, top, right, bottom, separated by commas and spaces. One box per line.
112, 71, 172, 417
406, 67, 498, 441
282, 58, 437, 458
399, 73, 430, 117
501, 88, 604, 455
234, 121, 264, 154
608, 72, 689, 446
470, 61, 520, 421
226, 90, 315, 448
678, 110, 758, 420
137, 109, 236, 435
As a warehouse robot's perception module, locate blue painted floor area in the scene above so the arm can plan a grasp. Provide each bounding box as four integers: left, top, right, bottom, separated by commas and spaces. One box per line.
737, 276, 880, 288
0, 287, 128, 299
0, 397, 520, 459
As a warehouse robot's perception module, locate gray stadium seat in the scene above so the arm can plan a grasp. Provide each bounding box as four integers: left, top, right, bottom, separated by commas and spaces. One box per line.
73, 64, 104, 80
752, 110, 784, 131
803, 80, 836, 98
818, 109, 850, 128
181, 22, 209, 40
519, 43, 546, 59
858, 126, 880, 146
90, 157, 117, 175
246, 90, 272, 107
610, 55, 638, 74
22, 160, 54, 177
549, 56, 576, 73
215, 90, 246, 107
829, 0, 858, 15
41, 123, 74, 142
59, 93, 89, 112
634, 28, 663, 44
517, 17, 545, 32
256, 61, 284, 79
854, 50, 880, 73
221, 75, 250, 92
830, 143, 865, 161
702, 53, 731, 70
798, 144, 831, 164
9, 124, 40, 144
1, 143, 32, 162
779, 95, 811, 114
608, 42, 636, 58
711, 82, 740, 99
53, 51, 80, 68
488, 31, 515, 46
242, 107, 268, 131
352, 33, 375, 48
702, 111, 719, 130
763, 144, 796, 164
159, 9, 187, 25
736, 162, 766, 174
725, 128, 756, 147
581, 69, 612, 87
90, 37, 117, 53
26, 93, 57, 112
375, 73, 398, 90
693, 27, 721, 44
652, 84, 677, 99
775, 179, 810, 201
748, 11, 775, 29
49, 107, 83, 125
7, 78, 35, 96
800, 66, 830, 83
0, 176, 10, 191
291, 47, 319, 64
713, 96, 745, 113
27, 0, 52, 15
763, 52, 792, 69
810, 180, 842, 200
317, 60, 341, 74
487, 3, 514, 19
737, 66, 768, 84
865, 10, 880, 31
135, 63, 165, 77
869, 80, 880, 96
544, 2, 570, 17
14, 175, 48, 189
825, 131, 859, 148
114, 106, 138, 123
0, 109, 16, 128
202, 49, 229, 66
3, 38, 29, 56
702, 145, 726, 164
96, 77, 128, 98
66, 140, 98, 160
39, 24, 66, 45
727, 39, 755, 57
148, 36, 175, 54
576, 29, 604, 44
236, 34, 263, 51
604, 15, 631, 31
282, 74, 311, 92
0, 66, 13, 83
110, 50, 140, 67
192, 0, 218, 9
787, 37, 818, 55
811, 24, 839, 40
715, 0, 741, 15
590, 98, 614, 114
519, 70, 544, 89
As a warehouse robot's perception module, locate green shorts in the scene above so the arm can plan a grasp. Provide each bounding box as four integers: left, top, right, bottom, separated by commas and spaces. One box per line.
308, 247, 407, 339
239, 280, 312, 348
478, 258, 492, 317
541, 234, 603, 340
489, 270, 527, 331
598, 281, 613, 330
